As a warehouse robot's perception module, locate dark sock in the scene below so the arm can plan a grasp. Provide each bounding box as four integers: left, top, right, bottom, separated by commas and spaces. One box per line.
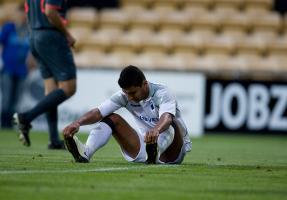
46, 107, 60, 144
22, 89, 67, 124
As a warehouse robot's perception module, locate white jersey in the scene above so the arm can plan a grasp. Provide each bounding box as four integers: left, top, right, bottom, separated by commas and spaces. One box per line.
98, 82, 191, 152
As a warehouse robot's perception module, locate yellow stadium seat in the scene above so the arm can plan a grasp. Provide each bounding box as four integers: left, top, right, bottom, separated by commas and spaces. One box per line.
100, 9, 131, 31
152, 0, 179, 13
81, 29, 122, 52
229, 53, 263, 73
0, 7, 8, 25
74, 50, 105, 68
121, 3, 146, 12
267, 36, 287, 56
220, 12, 249, 34
68, 27, 93, 51
96, 51, 135, 69
0, 2, 19, 23
121, 0, 152, 10
112, 31, 149, 53
129, 50, 167, 70
110, 49, 137, 66
189, 12, 219, 33
244, 0, 273, 13
0, 0, 24, 3
236, 35, 267, 56
159, 11, 190, 32
67, 7, 98, 28
258, 55, 287, 74
214, 0, 243, 12
191, 54, 222, 74
129, 10, 161, 32
246, 12, 281, 34
183, 0, 213, 10
173, 31, 214, 55
140, 32, 174, 53
182, 5, 208, 15
171, 51, 198, 70
158, 53, 198, 71
205, 34, 236, 55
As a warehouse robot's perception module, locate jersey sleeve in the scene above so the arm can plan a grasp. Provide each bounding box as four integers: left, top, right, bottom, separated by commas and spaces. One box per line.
157, 88, 177, 117
97, 91, 127, 117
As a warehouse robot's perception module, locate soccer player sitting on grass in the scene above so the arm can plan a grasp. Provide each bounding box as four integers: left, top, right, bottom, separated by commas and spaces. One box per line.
63, 66, 192, 164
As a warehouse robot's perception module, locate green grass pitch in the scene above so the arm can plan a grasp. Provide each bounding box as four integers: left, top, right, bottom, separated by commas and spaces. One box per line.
0, 129, 286, 200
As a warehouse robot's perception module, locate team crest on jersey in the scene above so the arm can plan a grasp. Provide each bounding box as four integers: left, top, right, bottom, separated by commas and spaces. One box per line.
150, 103, 154, 110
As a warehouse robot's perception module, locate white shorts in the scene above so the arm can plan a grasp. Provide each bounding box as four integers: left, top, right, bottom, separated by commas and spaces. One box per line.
120, 127, 189, 164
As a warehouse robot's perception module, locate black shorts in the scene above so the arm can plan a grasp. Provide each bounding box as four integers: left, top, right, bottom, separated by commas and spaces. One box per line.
30, 29, 76, 81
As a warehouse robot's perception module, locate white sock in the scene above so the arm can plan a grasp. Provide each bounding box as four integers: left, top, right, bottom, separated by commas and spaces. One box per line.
158, 127, 175, 155
85, 122, 112, 159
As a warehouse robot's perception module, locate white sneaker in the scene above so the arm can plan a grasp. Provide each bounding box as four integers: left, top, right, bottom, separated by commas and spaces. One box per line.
64, 136, 89, 163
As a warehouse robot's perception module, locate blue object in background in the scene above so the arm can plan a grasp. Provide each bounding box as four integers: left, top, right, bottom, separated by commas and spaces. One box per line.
0, 22, 30, 128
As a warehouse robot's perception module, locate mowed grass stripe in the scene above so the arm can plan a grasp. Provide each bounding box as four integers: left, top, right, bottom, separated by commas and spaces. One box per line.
0, 165, 178, 174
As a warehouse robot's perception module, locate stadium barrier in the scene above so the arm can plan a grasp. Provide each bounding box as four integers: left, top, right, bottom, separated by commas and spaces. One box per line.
2, 68, 286, 135
205, 78, 287, 134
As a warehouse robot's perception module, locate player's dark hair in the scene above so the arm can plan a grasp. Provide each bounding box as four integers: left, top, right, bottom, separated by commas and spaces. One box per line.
118, 65, 146, 89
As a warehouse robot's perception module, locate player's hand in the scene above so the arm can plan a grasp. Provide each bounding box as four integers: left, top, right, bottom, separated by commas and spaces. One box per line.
144, 129, 160, 144
63, 121, 80, 138
66, 33, 76, 48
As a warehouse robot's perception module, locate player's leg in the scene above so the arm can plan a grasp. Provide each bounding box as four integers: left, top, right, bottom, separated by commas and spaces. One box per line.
158, 120, 185, 164
65, 120, 115, 162
104, 113, 142, 160
66, 113, 143, 163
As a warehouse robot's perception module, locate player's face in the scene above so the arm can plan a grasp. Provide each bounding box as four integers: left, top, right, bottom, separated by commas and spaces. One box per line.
123, 81, 149, 102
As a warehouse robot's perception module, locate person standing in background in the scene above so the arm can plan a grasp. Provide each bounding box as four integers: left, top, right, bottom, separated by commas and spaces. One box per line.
13, 0, 78, 150
0, 5, 32, 129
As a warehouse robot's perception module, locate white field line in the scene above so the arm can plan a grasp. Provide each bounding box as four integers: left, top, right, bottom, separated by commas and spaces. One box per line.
0, 165, 177, 175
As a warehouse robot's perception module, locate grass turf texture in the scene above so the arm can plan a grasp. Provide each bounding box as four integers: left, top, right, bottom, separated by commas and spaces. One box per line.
0, 130, 286, 200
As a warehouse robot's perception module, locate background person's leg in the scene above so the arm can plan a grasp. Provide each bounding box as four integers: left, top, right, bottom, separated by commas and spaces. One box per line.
19, 79, 76, 124
1, 73, 13, 128
12, 76, 26, 125
44, 78, 65, 149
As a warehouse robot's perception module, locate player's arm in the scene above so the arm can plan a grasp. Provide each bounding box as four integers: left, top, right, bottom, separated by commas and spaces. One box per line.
145, 112, 173, 144
44, 6, 75, 47
145, 88, 177, 144
63, 108, 103, 138
63, 92, 124, 137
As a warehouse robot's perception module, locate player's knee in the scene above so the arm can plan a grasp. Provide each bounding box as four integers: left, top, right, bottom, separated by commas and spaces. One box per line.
107, 113, 122, 123
66, 87, 76, 97
59, 79, 77, 97
101, 113, 123, 131
61, 85, 76, 98
101, 114, 116, 132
